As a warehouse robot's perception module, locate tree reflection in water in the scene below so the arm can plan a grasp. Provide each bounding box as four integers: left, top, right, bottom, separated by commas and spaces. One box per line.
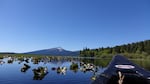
4, 56, 149, 82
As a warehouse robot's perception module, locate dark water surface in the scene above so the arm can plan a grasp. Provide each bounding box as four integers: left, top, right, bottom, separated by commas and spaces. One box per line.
0, 57, 150, 84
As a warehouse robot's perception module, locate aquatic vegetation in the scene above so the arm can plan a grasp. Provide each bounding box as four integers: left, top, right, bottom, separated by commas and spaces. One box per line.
0, 56, 4, 59
18, 57, 24, 61
24, 58, 29, 63
0, 55, 149, 84
91, 75, 97, 81
7, 60, 13, 64
0, 60, 5, 65
32, 57, 41, 64
70, 62, 79, 73
56, 67, 67, 75
32, 66, 48, 80
80, 62, 98, 73
21, 64, 31, 72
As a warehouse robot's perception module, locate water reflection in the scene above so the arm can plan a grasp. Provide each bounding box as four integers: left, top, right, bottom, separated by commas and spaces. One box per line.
70, 62, 79, 73
0, 56, 150, 84
131, 59, 150, 71
21, 64, 31, 72
56, 67, 67, 75
7, 57, 14, 64
0, 60, 5, 65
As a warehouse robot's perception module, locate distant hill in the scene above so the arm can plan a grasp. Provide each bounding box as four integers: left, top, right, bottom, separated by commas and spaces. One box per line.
25, 47, 79, 56
80, 40, 150, 58
0, 52, 15, 54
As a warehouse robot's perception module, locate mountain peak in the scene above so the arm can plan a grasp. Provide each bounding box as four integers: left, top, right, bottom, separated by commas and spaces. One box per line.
55, 47, 63, 49
54, 47, 64, 52
25, 47, 79, 56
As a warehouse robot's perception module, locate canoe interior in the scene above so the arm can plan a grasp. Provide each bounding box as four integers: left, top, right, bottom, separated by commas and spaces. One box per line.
92, 55, 150, 84
107, 74, 149, 84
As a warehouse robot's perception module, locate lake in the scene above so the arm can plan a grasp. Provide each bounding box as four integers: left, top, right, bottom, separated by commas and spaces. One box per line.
0, 56, 150, 84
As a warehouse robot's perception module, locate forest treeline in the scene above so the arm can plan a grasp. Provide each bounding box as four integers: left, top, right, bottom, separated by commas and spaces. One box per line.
80, 40, 150, 58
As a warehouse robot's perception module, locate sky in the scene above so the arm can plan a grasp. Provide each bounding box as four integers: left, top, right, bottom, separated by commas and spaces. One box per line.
0, 0, 150, 53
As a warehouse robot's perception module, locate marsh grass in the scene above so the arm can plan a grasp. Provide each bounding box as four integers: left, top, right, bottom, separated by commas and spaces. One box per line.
0, 56, 3, 59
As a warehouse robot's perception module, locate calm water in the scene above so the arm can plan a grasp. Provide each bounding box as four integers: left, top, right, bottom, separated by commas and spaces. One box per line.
0, 57, 150, 84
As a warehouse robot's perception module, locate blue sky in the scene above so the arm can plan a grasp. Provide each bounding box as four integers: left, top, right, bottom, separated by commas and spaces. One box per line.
0, 0, 150, 53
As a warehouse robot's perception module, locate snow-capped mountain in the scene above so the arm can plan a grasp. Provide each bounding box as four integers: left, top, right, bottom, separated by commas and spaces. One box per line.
25, 47, 79, 56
